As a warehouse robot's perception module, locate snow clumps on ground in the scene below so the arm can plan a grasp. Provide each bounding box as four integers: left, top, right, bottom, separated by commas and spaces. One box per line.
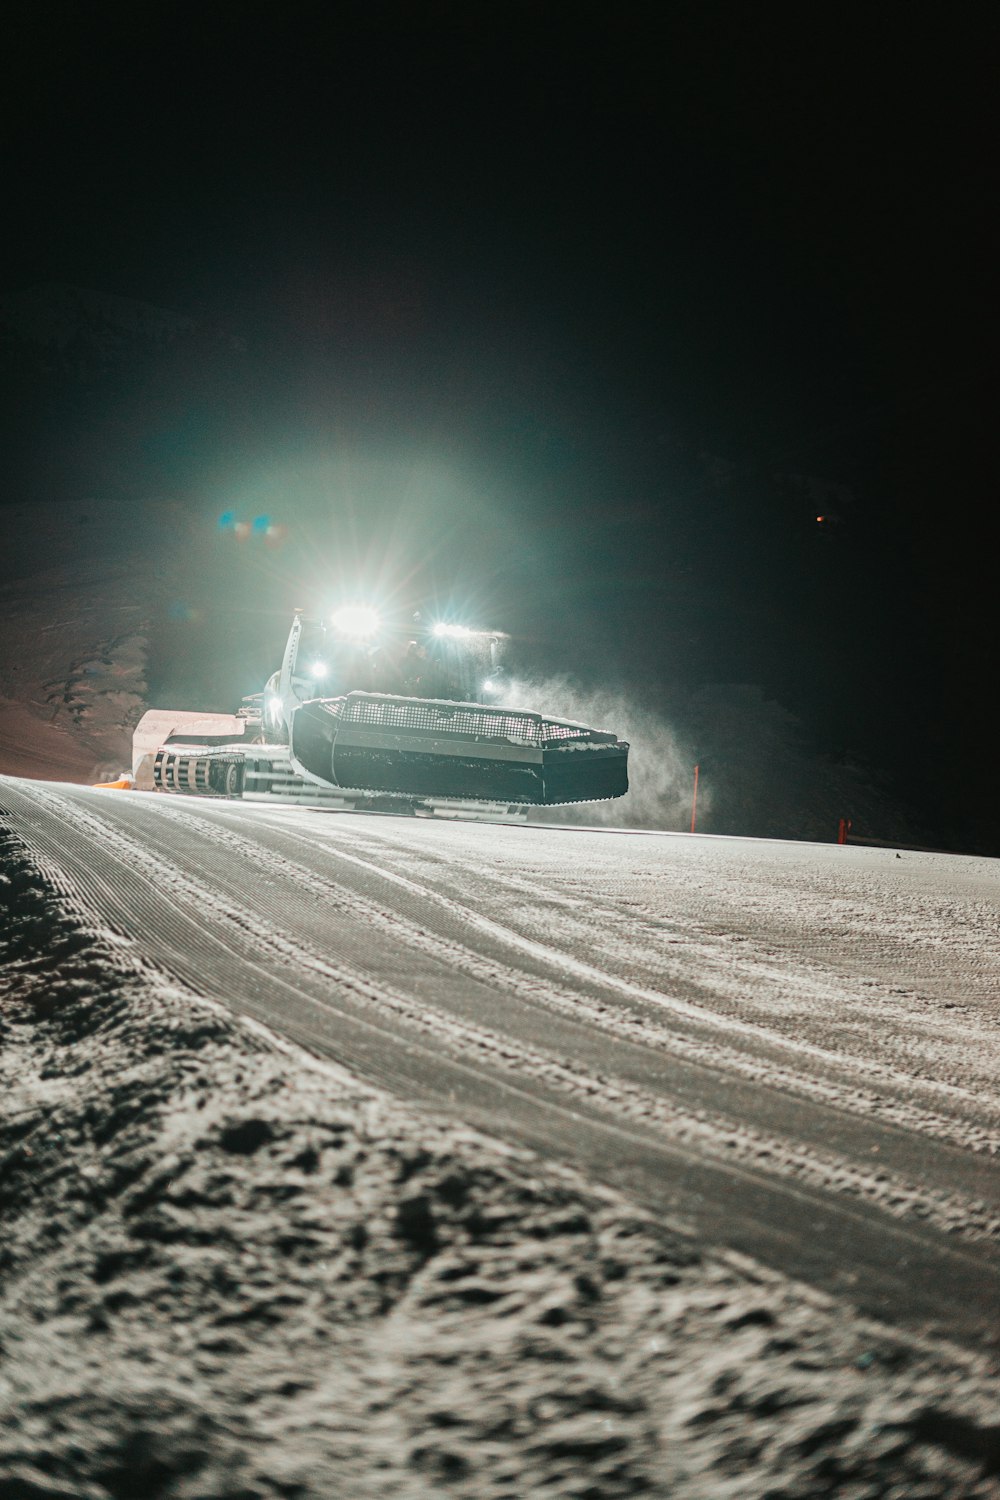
1, 830, 998, 1500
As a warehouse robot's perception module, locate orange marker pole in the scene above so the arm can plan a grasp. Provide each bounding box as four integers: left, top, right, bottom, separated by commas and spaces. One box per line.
690, 763, 700, 834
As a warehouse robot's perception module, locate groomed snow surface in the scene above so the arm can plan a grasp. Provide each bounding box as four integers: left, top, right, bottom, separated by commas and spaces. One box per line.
1, 811, 999, 1499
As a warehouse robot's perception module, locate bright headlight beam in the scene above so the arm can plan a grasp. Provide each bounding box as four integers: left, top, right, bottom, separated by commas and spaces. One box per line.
431, 622, 472, 638
331, 605, 381, 639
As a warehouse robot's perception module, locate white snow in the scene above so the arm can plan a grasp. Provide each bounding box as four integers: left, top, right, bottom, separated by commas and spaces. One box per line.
2, 830, 1000, 1498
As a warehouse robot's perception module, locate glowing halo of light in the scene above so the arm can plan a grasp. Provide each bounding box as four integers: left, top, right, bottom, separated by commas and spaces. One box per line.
331, 604, 381, 640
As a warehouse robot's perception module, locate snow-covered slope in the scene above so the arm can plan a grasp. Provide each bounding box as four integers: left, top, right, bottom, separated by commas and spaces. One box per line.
5, 778, 996, 1332
0, 502, 174, 782
2, 805, 999, 1497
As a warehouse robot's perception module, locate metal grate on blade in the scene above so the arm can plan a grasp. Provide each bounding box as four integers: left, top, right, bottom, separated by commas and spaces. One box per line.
326, 694, 603, 747
339, 696, 539, 743
539, 721, 597, 741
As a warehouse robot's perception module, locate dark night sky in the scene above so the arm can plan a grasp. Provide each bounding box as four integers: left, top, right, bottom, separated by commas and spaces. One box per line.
2, 3, 996, 849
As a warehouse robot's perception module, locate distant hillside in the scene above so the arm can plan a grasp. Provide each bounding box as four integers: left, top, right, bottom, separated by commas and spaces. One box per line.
0, 282, 243, 377
0, 283, 250, 500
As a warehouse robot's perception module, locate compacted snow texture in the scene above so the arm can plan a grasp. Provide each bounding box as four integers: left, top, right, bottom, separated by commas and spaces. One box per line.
2, 834, 999, 1500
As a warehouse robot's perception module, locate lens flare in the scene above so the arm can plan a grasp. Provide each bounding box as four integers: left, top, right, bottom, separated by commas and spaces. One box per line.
331, 605, 381, 639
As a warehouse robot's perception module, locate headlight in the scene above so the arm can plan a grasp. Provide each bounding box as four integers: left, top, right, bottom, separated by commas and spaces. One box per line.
309, 661, 329, 679
331, 605, 381, 640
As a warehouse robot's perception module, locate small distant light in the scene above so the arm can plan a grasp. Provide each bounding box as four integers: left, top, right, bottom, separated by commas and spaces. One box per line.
482, 679, 497, 694
266, 694, 283, 721
252, 514, 271, 534
218, 510, 236, 530
816, 515, 825, 524
309, 661, 329, 679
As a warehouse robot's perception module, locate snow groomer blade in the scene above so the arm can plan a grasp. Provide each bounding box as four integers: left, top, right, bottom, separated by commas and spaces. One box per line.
291, 693, 628, 807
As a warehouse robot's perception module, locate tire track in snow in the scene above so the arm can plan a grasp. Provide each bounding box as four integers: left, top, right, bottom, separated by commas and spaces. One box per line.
4, 779, 999, 1345
311, 817, 1000, 1088
242, 804, 1000, 1148
52, 790, 999, 1240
